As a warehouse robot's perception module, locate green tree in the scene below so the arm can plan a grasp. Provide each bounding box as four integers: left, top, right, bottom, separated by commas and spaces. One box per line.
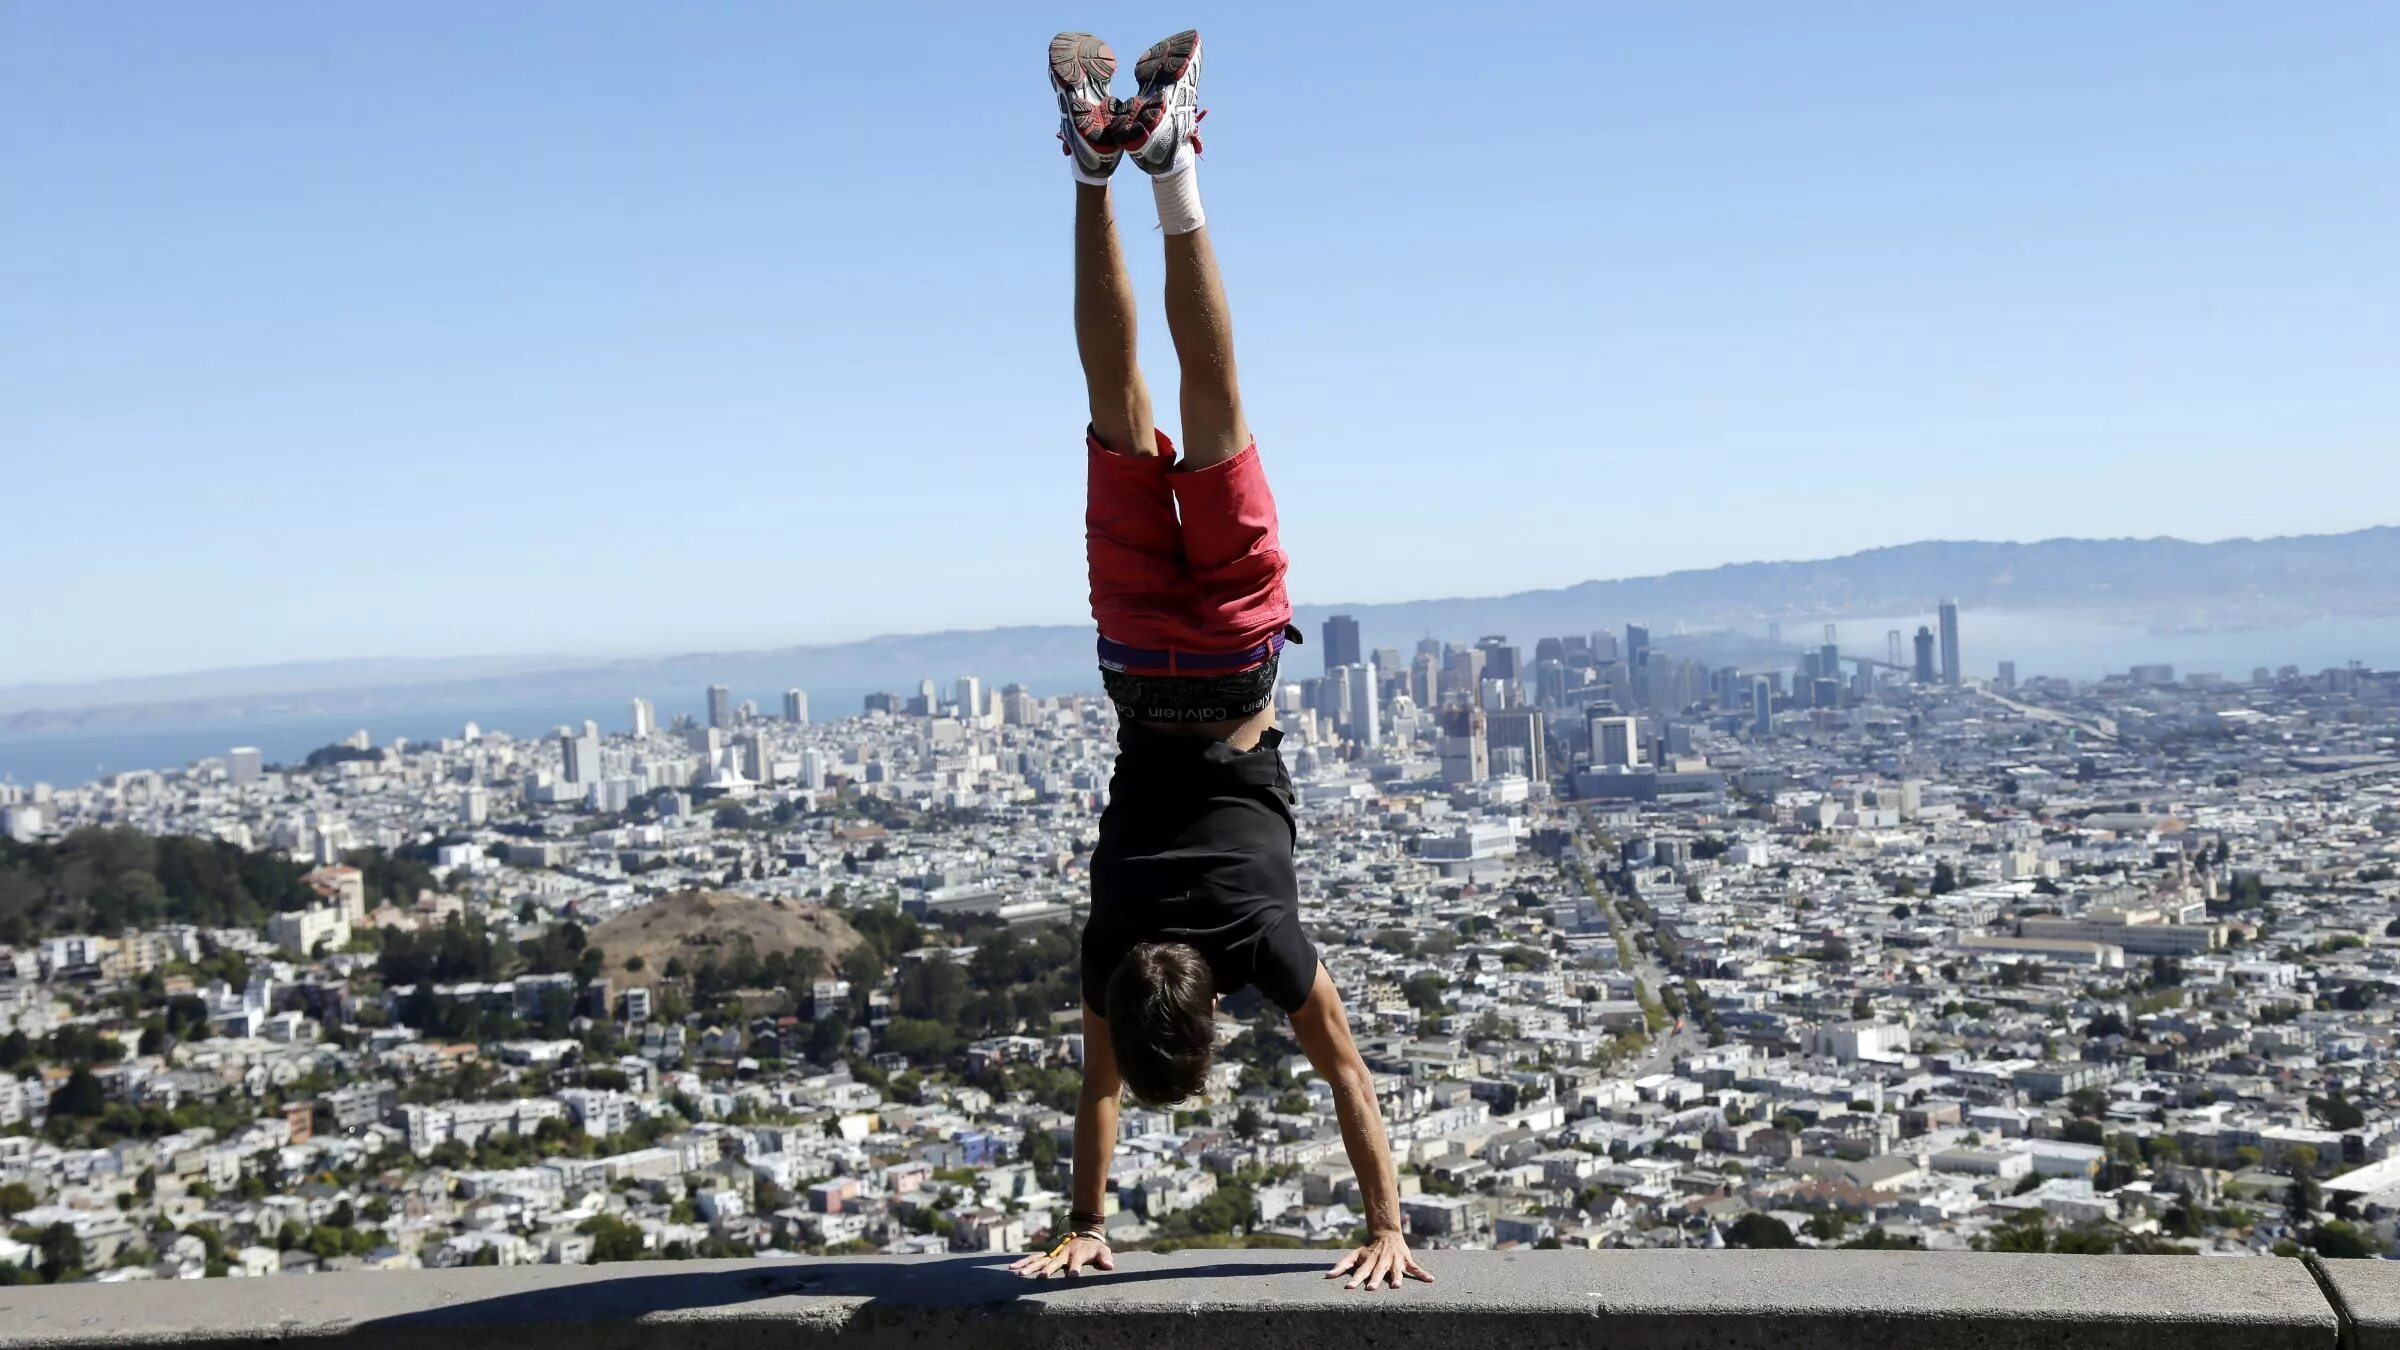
2310, 1221, 2376, 1260
1725, 1213, 1795, 1249
578, 1214, 647, 1263
50, 1067, 105, 1119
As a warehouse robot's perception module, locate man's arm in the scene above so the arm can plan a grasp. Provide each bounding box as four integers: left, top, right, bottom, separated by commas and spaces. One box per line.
1009, 1005, 1123, 1277
1289, 965, 1434, 1291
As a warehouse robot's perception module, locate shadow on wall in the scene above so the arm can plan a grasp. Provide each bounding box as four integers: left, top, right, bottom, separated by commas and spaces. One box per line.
353, 1256, 1328, 1340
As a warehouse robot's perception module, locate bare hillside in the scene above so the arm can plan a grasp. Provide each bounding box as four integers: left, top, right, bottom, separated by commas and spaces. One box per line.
588, 890, 860, 990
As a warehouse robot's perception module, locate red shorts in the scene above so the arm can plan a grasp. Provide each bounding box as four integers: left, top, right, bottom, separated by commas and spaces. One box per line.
1085, 428, 1292, 675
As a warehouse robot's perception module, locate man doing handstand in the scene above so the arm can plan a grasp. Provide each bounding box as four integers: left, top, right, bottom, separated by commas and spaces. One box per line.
1005, 27, 1432, 1293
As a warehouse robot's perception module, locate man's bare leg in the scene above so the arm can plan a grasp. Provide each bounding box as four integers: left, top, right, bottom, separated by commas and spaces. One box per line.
1162, 226, 1250, 471
1076, 184, 1158, 458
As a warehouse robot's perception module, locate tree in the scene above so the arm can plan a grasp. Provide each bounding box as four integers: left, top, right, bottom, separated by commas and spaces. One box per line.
1725, 1213, 1795, 1249
2313, 1092, 2367, 1132
36, 1223, 81, 1282
2310, 1221, 2375, 1260
50, 1067, 104, 1119
1234, 1104, 1264, 1141
1841, 1227, 1923, 1251
2287, 1169, 2324, 1228
0, 1182, 34, 1217
578, 1214, 647, 1263
1931, 861, 1959, 895
1401, 974, 1448, 1016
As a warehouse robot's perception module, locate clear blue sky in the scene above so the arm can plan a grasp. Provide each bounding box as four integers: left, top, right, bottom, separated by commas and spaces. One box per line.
7, 2, 2395, 685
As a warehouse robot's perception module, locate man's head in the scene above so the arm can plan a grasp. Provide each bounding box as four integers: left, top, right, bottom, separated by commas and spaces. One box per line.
1105, 941, 1215, 1106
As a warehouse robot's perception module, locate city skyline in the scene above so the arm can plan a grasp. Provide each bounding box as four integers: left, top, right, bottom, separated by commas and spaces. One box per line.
8, 4, 2397, 684
2, 608, 2394, 1272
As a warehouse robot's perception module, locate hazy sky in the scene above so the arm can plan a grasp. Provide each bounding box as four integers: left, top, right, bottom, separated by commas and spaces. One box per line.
7, 2, 2396, 685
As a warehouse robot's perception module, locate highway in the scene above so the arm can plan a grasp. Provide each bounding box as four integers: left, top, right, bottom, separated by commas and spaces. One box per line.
1975, 686, 2120, 742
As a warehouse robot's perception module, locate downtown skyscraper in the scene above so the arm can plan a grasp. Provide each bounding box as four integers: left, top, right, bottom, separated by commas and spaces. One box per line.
1322, 614, 1362, 676
1939, 600, 1962, 686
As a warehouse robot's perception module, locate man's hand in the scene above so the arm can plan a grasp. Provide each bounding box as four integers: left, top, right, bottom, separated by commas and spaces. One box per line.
1326, 1231, 1433, 1290
1008, 1234, 1115, 1278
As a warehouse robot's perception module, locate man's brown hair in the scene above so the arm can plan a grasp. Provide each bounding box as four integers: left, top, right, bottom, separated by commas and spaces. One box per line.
1105, 941, 1216, 1106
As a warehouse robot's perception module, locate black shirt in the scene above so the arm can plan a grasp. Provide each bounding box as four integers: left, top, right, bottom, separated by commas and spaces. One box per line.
1082, 724, 1321, 1015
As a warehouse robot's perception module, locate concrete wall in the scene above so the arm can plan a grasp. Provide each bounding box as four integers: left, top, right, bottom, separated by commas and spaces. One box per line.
0, 1250, 2370, 1350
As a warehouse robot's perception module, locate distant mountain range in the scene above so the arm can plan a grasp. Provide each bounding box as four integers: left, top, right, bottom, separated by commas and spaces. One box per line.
7, 526, 2396, 736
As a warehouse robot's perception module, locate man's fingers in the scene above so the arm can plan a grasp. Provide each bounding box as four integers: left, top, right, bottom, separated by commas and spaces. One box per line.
1092, 1246, 1116, 1271
1064, 1245, 1089, 1276
1326, 1250, 1360, 1279
1405, 1256, 1435, 1283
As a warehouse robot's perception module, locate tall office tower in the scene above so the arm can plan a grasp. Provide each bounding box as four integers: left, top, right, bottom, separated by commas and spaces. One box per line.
1752, 677, 1773, 736
1001, 686, 1037, 726
1587, 711, 1640, 769
1812, 677, 1840, 709
744, 730, 775, 785
1625, 624, 1651, 665
459, 786, 490, 825
1535, 659, 1569, 708
1713, 667, 1743, 708
1345, 662, 1380, 745
739, 699, 759, 723
801, 748, 830, 790
1409, 651, 1438, 707
1561, 634, 1590, 657
1477, 637, 1521, 685
1480, 677, 1514, 712
1996, 661, 2017, 692
1887, 631, 1905, 668
1415, 636, 1443, 658
1589, 631, 1620, 663
1767, 620, 1782, 646
954, 677, 983, 721
1318, 668, 1354, 730
1443, 646, 1486, 702
630, 698, 655, 738
1322, 614, 1363, 675
1438, 705, 1489, 786
685, 725, 723, 757
1820, 642, 1839, 678
1372, 647, 1403, 681
783, 689, 809, 725
1486, 707, 1547, 782
1913, 627, 1937, 684
707, 685, 733, 729
1938, 600, 1961, 686
561, 728, 602, 787
1533, 637, 1566, 666
228, 746, 262, 787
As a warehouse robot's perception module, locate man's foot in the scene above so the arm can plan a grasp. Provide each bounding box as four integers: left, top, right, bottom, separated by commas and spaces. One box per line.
1049, 31, 1122, 181
1123, 29, 1203, 176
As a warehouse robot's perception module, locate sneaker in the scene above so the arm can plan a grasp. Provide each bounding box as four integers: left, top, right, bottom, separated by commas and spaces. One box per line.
1123, 29, 1203, 175
1049, 31, 1121, 180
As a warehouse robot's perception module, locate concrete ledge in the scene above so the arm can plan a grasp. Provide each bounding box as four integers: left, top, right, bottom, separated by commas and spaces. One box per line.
2311, 1256, 2400, 1350
0, 1251, 2342, 1350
